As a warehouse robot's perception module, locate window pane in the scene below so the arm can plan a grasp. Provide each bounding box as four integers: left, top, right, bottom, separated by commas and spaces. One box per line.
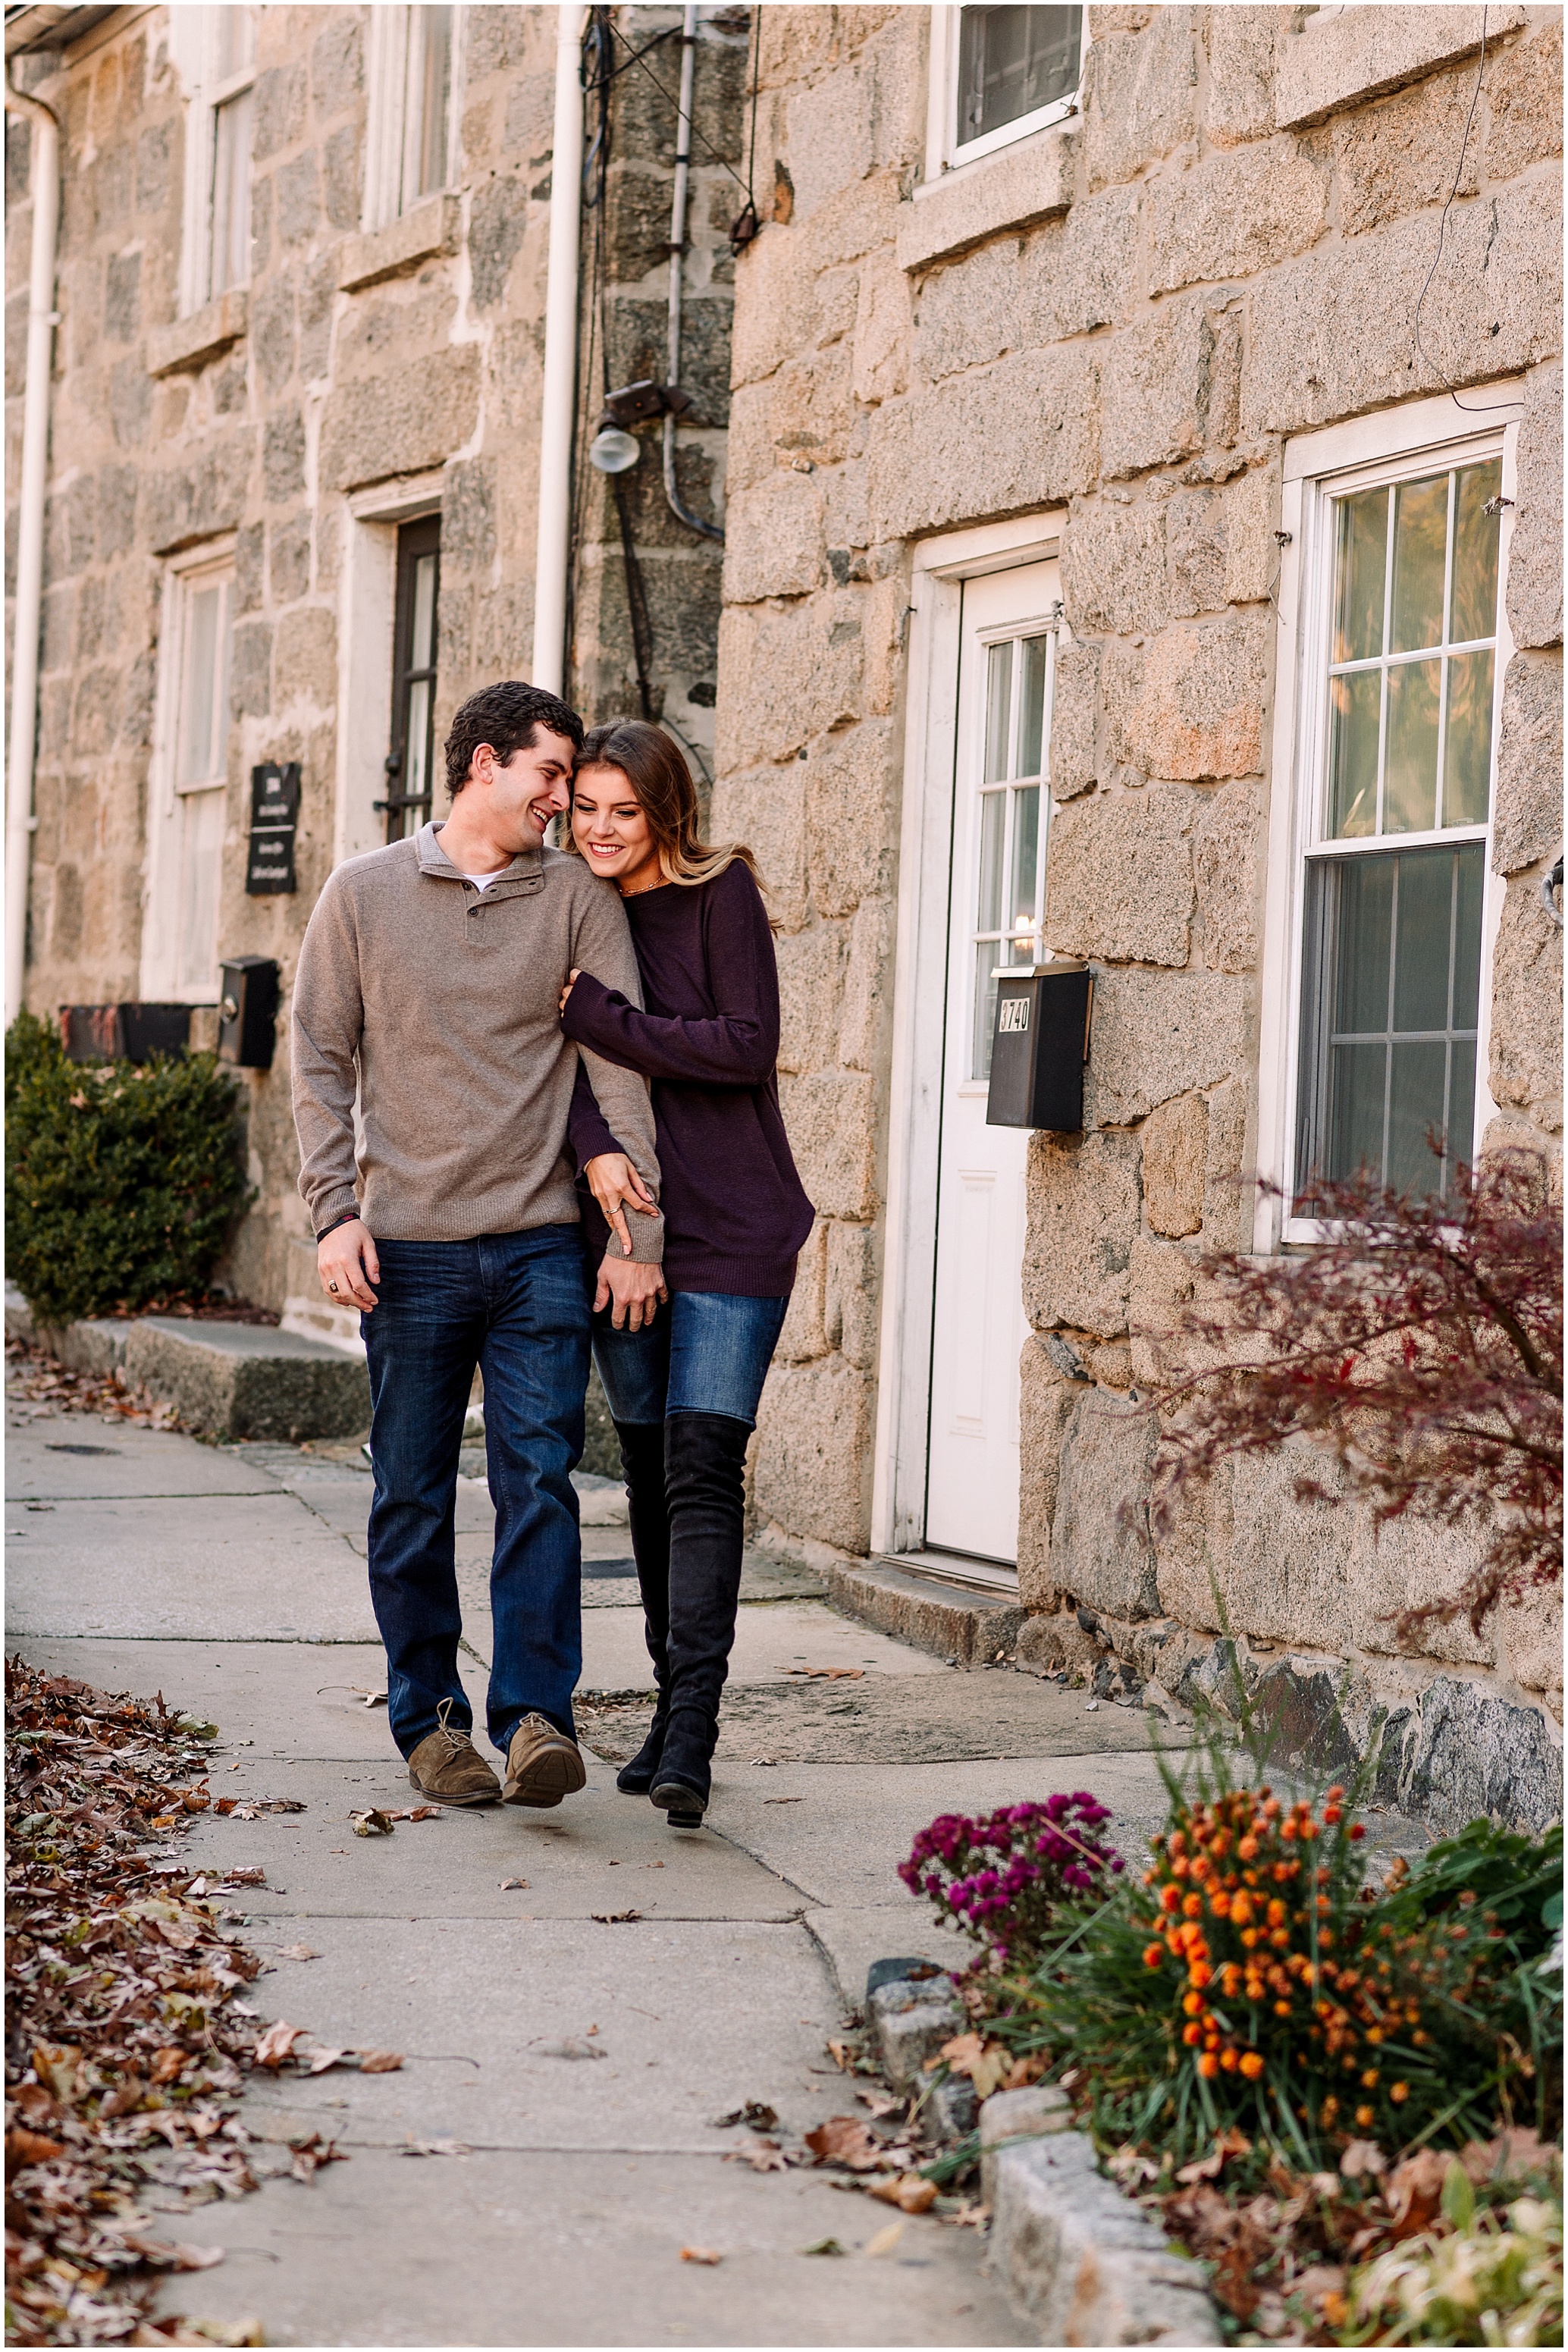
211, 87, 252, 296
1332, 487, 1388, 664
1442, 648, 1494, 827
1450, 459, 1501, 644
1331, 852, 1393, 1035
215, 6, 255, 80
976, 787, 1005, 933
972, 942, 999, 1082
1391, 848, 1454, 1033
411, 552, 438, 670
1388, 472, 1450, 654
983, 639, 1011, 782
1328, 1041, 1388, 1183
176, 785, 226, 994
1018, 634, 1049, 777
180, 585, 221, 786
406, 679, 432, 811
1388, 1041, 1450, 1195
408, 6, 453, 204
1384, 657, 1440, 833
1452, 843, 1485, 1030
957, 5, 1082, 144
1010, 784, 1040, 950
1327, 668, 1381, 837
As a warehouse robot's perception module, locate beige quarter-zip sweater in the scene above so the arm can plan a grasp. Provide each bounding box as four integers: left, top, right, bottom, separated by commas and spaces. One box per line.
291, 822, 663, 1258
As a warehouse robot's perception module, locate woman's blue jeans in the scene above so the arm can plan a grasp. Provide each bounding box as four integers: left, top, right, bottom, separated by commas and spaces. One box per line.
591, 1289, 787, 1429
361, 1225, 591, 1761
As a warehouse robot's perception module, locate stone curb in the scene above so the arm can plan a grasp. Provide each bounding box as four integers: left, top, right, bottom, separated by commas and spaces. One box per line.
867, 1973, 964, 2090
6, 1291, 369, 1443
981, 2094, 1223, 2346
825, 1555, 1027, 1666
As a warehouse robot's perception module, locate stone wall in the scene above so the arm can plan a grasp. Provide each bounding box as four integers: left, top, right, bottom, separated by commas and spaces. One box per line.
8, 3, 742, 1327
715, 3, 1563, 1810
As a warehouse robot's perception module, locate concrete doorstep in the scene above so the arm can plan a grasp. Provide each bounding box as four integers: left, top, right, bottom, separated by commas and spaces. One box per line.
5, 1289, 369, 1443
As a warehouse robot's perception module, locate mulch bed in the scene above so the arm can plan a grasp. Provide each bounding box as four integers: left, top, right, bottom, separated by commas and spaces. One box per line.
5, 1657, 273, 2346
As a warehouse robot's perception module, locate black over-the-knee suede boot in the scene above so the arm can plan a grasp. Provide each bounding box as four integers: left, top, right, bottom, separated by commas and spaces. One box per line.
612, 1419, 672, 1795
650, 1411, 751, 1824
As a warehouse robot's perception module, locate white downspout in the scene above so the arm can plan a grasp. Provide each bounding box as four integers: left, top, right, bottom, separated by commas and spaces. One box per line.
530, 2, 588, 695
5, 67, 59, 1025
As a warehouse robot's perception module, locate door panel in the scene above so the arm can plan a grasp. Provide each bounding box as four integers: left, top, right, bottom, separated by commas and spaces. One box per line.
926, 560, 1061, 1563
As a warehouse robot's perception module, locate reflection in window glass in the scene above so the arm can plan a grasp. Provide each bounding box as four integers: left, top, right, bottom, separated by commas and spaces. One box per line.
403, 6, 453, 211
983, 640, 1012, 784
1388, 473, 1449, 655
385, 519, 441, 844
1297, 844, 1484, 1202
1018, 633, 1049, 778
171, 566, 234, 997
967, 623, 1058, 1078
210, 86, 253, 296
956, 5, 1083, 146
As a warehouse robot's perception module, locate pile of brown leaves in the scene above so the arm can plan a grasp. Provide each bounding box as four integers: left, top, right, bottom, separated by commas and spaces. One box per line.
5, 1343, 187, 1434
1126, 2125, 1563, 2341
5, 1656, 274, 2345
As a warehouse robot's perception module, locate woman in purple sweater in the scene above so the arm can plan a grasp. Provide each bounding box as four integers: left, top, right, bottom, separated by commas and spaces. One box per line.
561, 720, 814, 1827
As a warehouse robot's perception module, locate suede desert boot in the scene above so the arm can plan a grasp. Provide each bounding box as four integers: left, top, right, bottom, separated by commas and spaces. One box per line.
406, 1698, 501, 1805
503, 1713, 588, 1808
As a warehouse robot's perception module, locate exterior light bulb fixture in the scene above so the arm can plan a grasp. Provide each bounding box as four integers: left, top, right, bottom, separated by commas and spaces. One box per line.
588, 426, 641, 474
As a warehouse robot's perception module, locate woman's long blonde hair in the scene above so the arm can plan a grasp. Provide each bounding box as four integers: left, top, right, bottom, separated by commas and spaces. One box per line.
567, 720, 767, 893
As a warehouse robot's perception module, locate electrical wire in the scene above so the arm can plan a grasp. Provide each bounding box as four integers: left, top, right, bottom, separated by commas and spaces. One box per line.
1411, 8, 1524, 419
604, 11, 753, 199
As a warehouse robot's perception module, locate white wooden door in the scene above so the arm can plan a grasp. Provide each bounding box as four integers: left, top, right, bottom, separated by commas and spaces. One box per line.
925, 561, 1061, 1563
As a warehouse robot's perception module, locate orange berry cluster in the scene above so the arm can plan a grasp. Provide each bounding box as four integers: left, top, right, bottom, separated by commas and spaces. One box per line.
1138, 1786, 1420, 2120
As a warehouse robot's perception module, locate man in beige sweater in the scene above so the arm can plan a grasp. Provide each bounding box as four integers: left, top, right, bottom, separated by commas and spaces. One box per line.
292, 681, 663, 1810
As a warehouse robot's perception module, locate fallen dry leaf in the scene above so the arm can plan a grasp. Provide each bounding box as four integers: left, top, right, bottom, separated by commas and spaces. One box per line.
535, 2037, 607, 2061
855, 2089, 904, 2119
350, 1808, 396, 1837
498, 1877, 531, 1890
356, 2050, 403, 2073
1340, 2140, 1387, 2181
6, 2125, 65, 2171
725, 2137, 792, 2173
936, 2032, 1013, 2100
253, 2019, 306, 2069
114, 2232, 225, 2271
826, 2038, 856, 2071
868, 2173, 938, 2213
679, 2245, 723, 2265
218, 1866, 267, 1886
306, 2048, 348, 2075
864, 2221, 903, 2257
399, 1805, 442, 1821
804, 2116, 889, 2172
784, 1667, 864, 1680
711, 2101, 778, 2131
400, 2137, 469, 2158
591, 1908, 641, 1924
799, 2237, 845, 2256
287, 2132, 347, 2184
277, 1943, 320, 1962
1176, 2127, 1253, 2186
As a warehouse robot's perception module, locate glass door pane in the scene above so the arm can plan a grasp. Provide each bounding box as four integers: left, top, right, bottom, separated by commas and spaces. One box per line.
384, 517, 441, 843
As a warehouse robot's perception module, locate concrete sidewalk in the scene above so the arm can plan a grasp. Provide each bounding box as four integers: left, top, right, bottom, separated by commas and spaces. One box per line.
8, 1390, 1200, 2348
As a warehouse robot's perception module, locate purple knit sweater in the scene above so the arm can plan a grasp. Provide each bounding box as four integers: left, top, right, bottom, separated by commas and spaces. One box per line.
563, 861, 814, 1297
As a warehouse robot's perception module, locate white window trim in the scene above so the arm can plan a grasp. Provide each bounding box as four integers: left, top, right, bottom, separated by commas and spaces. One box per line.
334, 475, 446, 869
363, 5, 466, 235
170, 8, 256, 318
141, 538, 239, 1005
871, 508, 1065, 1560
924, 2, 1087, 180
1254, 382, 1524, 1254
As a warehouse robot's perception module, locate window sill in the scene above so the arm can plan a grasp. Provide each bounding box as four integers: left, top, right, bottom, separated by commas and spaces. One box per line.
338, 191, 462, 293
898, 120, 1078, 275
146, 289, 249, 379
1275, 2, 1524, 131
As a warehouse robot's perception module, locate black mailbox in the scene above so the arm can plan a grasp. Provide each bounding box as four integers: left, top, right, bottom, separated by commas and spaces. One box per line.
217, 956, 280, 1071
985, 961, 1093, 1132
61, 1004, 190, 1064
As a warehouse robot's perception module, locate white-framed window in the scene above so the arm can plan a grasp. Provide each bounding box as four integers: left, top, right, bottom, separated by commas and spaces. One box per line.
926, 4, 1087, 176
363, 6, 460, 232
143, 551, 236, 1004
171, 7, 256, 312
1256, 387, 1522, 1250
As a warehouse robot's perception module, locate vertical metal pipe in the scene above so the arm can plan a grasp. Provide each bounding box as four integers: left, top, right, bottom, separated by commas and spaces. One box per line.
662, 3, 723, 542
531, 4, 589, 695
5, 68, 59, 1024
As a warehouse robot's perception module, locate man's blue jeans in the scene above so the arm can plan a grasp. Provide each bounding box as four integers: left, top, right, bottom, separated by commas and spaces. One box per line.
361, 1225, 590, 1761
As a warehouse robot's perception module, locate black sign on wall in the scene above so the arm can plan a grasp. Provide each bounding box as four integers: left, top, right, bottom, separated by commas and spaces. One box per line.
246, 762, 300, 894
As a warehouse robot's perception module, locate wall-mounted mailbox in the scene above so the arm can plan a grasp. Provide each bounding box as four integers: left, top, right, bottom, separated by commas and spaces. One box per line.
985, 961, 1093, 1132
61, 1003, 191, 1064
217, 956, 280, 1071
246, 761, 300, 895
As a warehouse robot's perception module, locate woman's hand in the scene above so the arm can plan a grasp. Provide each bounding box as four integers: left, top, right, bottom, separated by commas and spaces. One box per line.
585, 1151, 658, 1258
560, 967, 583, 1014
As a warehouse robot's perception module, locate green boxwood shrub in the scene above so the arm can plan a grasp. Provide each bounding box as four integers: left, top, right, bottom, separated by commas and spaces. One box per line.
5, 1012, 253, 1326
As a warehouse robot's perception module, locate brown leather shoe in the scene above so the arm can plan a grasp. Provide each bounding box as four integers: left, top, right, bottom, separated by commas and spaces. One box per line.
502, 1713, 587, 1808
406, 1698, 500, 1806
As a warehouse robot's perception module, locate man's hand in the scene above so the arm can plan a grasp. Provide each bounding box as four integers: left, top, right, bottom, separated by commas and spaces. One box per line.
585, 1151, 659, 1257
318, 1218, 380, 1312
595, 1252, 667, 1331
